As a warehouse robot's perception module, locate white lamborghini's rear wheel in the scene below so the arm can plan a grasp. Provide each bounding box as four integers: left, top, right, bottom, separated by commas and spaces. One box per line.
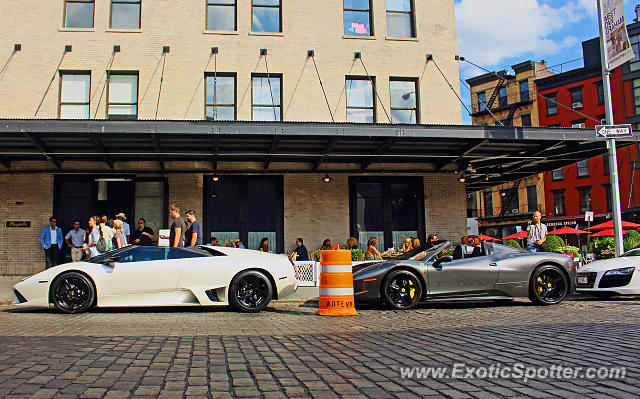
229, 270, 273, 312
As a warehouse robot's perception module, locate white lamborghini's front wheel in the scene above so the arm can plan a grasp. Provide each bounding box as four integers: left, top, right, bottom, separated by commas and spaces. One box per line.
50, 272, 95, 314
229, 270, 273, 312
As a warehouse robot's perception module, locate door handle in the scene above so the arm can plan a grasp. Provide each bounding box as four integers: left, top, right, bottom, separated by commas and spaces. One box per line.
489, 262, 497, 267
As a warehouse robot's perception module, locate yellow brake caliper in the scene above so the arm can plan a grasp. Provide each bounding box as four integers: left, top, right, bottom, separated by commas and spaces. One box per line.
537, 276, 543, 295
409, 280, 415, 299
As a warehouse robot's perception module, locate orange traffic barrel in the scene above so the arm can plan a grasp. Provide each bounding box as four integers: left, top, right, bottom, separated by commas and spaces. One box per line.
317, 249, 357, 316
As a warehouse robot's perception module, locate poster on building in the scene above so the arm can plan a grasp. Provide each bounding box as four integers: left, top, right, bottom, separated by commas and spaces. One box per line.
602, 0, 635, 69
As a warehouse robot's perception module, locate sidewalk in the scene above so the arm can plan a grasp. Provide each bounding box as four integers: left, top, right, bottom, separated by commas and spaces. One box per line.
0, 275, 22, 305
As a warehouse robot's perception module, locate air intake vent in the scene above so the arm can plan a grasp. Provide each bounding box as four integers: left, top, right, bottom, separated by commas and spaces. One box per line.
205, 289, 220, 302
13, 289, 27, 303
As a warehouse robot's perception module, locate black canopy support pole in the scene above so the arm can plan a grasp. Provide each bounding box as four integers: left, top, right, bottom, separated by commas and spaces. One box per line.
93, 49, 118, 119
34, 46, 70, 117
358, 56, 391, 123
89, 133, 114, 169
361, 137, 397, 170
264, 136, 281, 169
313, 137, 340, 170
211, 135, 219, 170
22, 132, 61, 169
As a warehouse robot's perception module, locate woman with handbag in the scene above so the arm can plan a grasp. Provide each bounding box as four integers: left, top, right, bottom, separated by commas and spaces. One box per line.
526, 211, 548, 253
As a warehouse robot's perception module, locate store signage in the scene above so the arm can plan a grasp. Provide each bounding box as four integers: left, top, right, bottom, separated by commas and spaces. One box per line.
585, 211, 594, 222
5, 220, 31, 228
595, 124, 632, 138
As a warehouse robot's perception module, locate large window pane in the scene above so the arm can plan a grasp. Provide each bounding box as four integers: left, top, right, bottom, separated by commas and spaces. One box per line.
578, 187, 592, 213
65, 1, 94, 28
108, 74, 138, 120
252, 0, 280, 32
390, 79, 417, 123
206, 75, 235, 120
207, 0, 236, 31
111, 0, 141, 29
527, 185, 537, 212
60, 73, 90, 120
386, 0, 414, 37
553, 190, 565, 215
344, 0, 371, 35
252, 75, 281, 121
347, 79, 373, 107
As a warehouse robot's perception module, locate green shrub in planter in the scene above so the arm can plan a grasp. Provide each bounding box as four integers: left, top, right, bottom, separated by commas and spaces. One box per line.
593, 237, 616, 259
545, 235, 564, 252
351, 249, 364, 261
504, 239, 521, 249
624, 230, 640, 252
312, 249, 322, 262
555, 245, 579, 257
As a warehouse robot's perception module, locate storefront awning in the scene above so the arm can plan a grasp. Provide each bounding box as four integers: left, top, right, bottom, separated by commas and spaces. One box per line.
1, 119, 638, 191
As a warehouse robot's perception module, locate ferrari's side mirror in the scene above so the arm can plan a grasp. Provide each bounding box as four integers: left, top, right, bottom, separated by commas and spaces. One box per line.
433, 255, 453, 268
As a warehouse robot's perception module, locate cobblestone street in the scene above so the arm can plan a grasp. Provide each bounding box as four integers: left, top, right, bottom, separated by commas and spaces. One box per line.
1, 298, 639, 398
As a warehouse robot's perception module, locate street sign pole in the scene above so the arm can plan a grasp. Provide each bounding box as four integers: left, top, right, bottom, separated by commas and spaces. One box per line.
597, 0, 625, 257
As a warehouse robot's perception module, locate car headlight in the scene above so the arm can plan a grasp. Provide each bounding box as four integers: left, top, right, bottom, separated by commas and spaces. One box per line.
604, 267, 635, 276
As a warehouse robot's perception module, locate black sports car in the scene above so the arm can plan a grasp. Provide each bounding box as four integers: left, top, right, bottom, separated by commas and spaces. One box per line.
353, 241, 576, 309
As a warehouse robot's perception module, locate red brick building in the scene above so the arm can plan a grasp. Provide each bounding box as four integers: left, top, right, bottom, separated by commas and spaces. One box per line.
535, 37, 640, 228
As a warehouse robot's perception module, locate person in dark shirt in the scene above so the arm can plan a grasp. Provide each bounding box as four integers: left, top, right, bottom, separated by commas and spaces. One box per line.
185, 210, 202, 247
292, 237, 309, 260
131, 218, 155, 246
161, 204, 186, 247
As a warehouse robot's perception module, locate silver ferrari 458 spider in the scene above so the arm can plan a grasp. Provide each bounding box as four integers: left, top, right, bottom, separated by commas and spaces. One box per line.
353, 241, 576, 309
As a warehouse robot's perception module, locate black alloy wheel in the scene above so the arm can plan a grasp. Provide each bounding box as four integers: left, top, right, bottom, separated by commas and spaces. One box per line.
51, 272, 95, 313
229, 270, 273, 312
529, 265, 568, 305
383, 270, 423, 310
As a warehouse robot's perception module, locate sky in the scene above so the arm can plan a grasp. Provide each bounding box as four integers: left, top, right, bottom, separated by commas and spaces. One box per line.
454, 0, 640, 124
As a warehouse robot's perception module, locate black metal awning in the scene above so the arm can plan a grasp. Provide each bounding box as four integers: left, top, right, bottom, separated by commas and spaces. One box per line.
0, 119, 638, 191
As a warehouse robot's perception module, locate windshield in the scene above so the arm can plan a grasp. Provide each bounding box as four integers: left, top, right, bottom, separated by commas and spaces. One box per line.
394, 242, 448, 261
622, 248, 640, 257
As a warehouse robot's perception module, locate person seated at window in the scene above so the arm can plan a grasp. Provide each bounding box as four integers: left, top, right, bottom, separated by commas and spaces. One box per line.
411, 237, 421, 249
321, 239, 332, 250
365, 237, 393, 260
258, 237, 269, 252
346, 236, 358, 250
401, 237, 413, 253
470, 236, 483, 257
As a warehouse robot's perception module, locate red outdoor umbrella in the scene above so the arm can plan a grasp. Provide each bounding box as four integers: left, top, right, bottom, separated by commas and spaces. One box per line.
502, 231, 528, 240
477, 234, 500, 242
547, 226, 589, 235
589, 229, 627, 237
585, 220, 640, 230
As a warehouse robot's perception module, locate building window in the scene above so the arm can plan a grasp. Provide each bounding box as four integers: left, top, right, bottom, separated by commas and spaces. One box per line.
546, 93, 558, 116
603, 154, 610, 175
571, 118, 586, 128
346, 77, 375, 122
521, 114, 532, 126
576, 160, 589, 178
570, 87, 583, 108
107, 73, 138, 120
205, 74, 236, 120
477, 92, 486, 112
552, 167, 563, 181
344, 0, 372, 36
64, 0, 94, 28
498, 87, 507, 107
577, 186, 592, 213
483, 191, 493, 217
252, 74, 281, 121
59, 72, 90, 119
519, 80, 529, 101
349, 178, 424, 251
386, 0, 414, 37
630, 34, 640, 72
467, 192, 477, 218
389, 78, 417, 123
552, 190, 565, 216
632, 79, 640, 115
110, 0, 141, 29
252, 0, 281, 33
207, 0, 236, 31
604, 184, 612, 212
526, 185, 537, 212
596, 82, 604, 105
501, 188, 519, 214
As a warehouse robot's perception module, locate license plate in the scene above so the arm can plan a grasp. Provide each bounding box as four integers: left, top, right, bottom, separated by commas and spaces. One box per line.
577, 276, 588, 284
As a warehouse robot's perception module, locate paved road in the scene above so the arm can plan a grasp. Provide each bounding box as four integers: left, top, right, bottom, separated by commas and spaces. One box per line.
1, 298, 639, 398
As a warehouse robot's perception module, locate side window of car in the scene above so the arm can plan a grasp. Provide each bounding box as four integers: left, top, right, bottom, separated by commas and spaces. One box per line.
168, 247, 209, 259
120, 247, 169, 263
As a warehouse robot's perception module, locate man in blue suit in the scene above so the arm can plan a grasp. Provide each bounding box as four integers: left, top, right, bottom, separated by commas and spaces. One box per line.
40, 217, 64, 269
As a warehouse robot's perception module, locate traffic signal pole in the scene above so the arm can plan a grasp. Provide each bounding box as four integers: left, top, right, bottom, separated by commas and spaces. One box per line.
597, 0, 625, 256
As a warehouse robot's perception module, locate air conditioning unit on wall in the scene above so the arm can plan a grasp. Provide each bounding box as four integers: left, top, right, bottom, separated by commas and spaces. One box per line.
511, 209, 519, 214
571, 102, 583, 109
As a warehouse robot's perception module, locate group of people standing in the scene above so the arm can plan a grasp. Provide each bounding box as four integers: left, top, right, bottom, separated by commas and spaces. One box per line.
161, 204, 202, 248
